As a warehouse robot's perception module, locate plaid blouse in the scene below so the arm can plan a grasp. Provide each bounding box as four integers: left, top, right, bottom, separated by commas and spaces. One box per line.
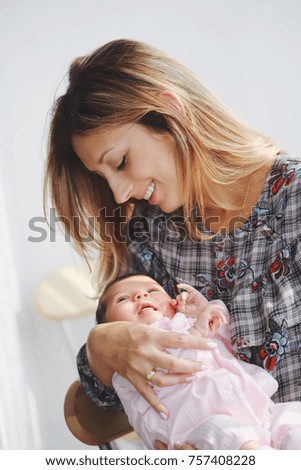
77, 154, 301, 410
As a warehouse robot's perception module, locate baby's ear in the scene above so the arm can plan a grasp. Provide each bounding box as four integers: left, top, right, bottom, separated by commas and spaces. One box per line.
170, 299, 179, 313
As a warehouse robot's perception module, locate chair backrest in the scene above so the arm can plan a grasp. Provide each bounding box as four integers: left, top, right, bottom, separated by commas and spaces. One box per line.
64, 380, 133, 446
34, 264, 98, 321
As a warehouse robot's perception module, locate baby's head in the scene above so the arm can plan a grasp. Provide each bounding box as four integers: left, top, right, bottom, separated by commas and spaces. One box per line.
96, 274, 176, 325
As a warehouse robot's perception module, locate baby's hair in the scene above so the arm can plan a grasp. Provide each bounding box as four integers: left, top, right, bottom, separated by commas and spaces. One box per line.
96, 273, 161, 324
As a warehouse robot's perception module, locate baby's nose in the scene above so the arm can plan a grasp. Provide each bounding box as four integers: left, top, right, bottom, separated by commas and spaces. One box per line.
134, 290, 149, 300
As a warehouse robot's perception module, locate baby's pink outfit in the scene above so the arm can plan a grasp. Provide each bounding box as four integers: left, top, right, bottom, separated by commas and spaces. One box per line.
112, 312, 301, 449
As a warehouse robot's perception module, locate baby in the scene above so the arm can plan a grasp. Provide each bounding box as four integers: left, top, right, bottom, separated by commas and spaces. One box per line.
96, 273, 301, 450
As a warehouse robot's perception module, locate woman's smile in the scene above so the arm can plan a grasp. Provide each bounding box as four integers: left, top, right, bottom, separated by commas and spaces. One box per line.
143, 181, 155, 201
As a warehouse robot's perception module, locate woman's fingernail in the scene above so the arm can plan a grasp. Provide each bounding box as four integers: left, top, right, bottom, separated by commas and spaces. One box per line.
185, 375, 197, 383
159, 411, 168, 420
206, 341, 217, 349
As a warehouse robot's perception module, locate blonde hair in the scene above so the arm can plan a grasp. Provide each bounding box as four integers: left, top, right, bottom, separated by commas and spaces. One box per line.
44, 38, 281, 290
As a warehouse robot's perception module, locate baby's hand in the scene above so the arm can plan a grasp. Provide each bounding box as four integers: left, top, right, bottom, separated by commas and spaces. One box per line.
207, 305, 227, 332
171, 290, 189, 312
192, 304, 227, 337
172, 283, 209, 317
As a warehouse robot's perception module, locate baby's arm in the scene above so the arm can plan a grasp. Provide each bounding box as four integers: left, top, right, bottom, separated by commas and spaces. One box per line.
174, 283, 227, 338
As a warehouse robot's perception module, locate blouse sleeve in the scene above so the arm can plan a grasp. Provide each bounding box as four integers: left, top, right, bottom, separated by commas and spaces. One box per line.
76, 344, 124, 412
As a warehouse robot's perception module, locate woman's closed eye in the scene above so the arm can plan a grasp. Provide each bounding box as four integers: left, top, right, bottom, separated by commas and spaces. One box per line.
116, 155, 128, 172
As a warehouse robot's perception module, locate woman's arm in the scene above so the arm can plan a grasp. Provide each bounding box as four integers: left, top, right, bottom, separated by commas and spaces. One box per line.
86, 320, 217, 415
77, 343, 123, 411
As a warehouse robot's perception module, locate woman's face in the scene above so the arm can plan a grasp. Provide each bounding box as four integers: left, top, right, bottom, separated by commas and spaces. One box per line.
72, 123, 184, 213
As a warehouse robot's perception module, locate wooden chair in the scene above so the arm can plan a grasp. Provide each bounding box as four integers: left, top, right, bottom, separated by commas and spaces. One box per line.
64, 380, 133, 449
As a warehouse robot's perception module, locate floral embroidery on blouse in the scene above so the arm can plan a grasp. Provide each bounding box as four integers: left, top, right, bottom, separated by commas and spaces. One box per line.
259, 319, 289, 371
216, 257, 236, 293
269, 247, 291, 279
269, 161, 301, 195
236, 319, 289, 373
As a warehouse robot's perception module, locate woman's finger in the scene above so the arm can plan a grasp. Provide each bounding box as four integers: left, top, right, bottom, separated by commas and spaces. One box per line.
150, 370, 198, 387
156, 329, 217, 351
136, 381, 169, 417
150, 349, 207, 374
154, 438, 195, 450
177, 442, 196, 450
154, 440, 168, 450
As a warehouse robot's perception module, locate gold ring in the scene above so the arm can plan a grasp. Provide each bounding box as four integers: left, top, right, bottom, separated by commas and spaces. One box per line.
146, 369, 155, 381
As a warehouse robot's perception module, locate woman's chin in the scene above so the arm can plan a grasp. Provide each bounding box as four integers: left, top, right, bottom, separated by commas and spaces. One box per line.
155, 202, 183, 214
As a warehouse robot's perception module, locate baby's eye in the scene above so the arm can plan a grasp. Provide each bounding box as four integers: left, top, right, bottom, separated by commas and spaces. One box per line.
116, 296, 128, 303
117, 155, 128, 172
148, 288, 160, 293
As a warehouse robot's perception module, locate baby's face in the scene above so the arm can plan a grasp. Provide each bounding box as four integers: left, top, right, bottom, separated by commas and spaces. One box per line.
105, 275, 176, 325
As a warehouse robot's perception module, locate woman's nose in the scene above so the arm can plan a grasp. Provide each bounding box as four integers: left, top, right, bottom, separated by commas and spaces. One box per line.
109, 177, 133, 204
134, 290, 149, 301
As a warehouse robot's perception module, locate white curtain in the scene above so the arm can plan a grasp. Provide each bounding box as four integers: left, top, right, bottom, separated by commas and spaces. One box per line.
0, 177, 40, 449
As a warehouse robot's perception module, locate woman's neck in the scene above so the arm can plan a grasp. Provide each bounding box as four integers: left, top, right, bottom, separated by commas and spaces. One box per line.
204, 163, 272, 234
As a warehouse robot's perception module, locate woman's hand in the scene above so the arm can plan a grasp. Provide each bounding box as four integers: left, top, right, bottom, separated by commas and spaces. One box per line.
87, 321, 216, 416
155, 440, 196, 450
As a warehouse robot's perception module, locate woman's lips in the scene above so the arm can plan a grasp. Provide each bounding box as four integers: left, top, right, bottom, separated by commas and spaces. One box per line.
149, 189, 156, 205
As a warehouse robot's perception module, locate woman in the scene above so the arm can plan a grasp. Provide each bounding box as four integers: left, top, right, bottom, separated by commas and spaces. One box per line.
44, 39, 301, 432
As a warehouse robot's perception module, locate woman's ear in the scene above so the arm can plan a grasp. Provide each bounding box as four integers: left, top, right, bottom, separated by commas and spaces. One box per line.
160, 91, 186, 115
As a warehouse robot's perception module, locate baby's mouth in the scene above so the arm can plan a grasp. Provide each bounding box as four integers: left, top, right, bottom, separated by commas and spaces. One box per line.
139, 303, 158, 314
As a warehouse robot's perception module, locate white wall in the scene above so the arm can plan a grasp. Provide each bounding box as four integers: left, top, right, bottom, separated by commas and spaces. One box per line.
0, 0, 300, 449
